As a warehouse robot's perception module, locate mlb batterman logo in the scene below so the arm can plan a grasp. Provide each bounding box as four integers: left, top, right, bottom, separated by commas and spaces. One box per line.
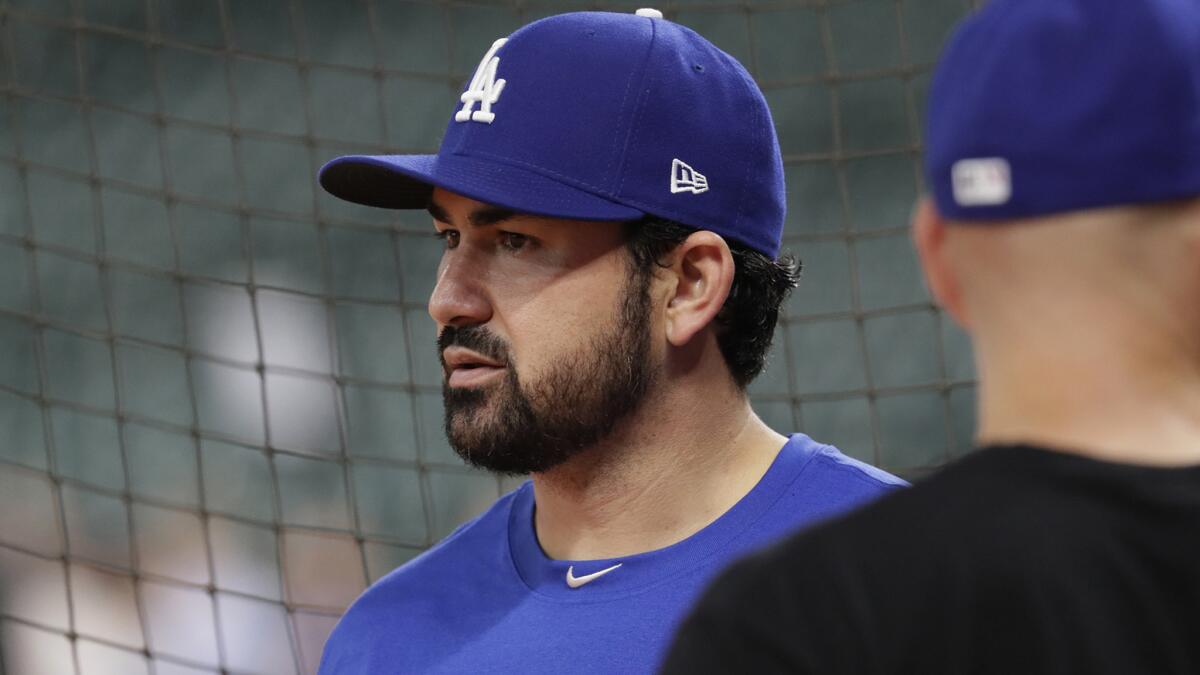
951, 157, 1011, 207
457, 38, 508, 124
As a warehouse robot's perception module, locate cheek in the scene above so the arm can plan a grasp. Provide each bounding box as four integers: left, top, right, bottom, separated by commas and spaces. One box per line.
501, 275, 628, 379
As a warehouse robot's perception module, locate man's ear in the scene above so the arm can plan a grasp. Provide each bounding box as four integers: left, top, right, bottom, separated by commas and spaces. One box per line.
663, 231, 736, 347
912, 196, 969, 329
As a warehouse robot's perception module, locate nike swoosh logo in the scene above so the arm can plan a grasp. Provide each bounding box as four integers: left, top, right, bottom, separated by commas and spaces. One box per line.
565, 563, 623, 589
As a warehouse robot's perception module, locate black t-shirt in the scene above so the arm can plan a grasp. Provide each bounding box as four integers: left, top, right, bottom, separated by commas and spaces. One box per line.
661, 445, 1200, 675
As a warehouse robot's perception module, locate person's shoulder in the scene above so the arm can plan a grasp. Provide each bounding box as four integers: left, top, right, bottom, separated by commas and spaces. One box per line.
320, 483, 527, 669
798, 434, 909, 490
665, 448, 1101, 674
756, 446, 1030, 576
668, 454, 965, 670
784, 433, 909, 506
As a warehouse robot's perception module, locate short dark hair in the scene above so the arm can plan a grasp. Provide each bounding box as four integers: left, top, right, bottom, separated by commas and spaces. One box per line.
624, 216, 802, 389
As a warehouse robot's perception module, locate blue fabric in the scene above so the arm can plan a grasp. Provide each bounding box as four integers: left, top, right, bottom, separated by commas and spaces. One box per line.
926, 0, 1200, 221
318, 11, 786, 258
318, 434, 906, 674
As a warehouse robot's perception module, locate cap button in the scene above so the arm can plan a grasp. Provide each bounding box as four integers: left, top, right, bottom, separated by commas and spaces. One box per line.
635, 8, 663, 19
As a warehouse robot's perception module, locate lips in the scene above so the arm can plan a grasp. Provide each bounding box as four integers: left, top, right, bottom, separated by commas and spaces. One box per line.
441, 347, 506, 388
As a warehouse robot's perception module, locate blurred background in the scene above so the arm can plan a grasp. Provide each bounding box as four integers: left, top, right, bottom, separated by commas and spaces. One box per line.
0, 0, 978, 673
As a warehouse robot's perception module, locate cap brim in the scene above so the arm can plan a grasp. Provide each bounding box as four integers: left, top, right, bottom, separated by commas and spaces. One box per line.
318, 153, 645, 222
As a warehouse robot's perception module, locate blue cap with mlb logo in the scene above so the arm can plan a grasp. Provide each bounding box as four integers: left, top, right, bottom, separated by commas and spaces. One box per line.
318, 9, 786, 258
926, 0, 1200, 222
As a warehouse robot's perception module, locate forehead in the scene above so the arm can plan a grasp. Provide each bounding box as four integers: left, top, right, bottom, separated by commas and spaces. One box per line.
427, 188, 518, 228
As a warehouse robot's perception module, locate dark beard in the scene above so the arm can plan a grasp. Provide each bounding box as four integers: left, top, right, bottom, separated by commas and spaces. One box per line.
438, 271, 655, 475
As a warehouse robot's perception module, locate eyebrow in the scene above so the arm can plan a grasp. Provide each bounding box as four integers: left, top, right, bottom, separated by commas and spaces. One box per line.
426, 200, 518, 228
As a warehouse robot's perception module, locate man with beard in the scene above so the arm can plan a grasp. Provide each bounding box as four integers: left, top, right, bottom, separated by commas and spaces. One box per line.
315, 9, 904, 674
662, 1, 1200, 673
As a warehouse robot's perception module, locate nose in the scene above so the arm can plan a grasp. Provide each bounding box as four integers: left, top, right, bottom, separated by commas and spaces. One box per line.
428, 251, 492, 328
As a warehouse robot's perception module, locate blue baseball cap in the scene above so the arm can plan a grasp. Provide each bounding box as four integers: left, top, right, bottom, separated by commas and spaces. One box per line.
925, 0, 1200, 222
318, 9, 786, 258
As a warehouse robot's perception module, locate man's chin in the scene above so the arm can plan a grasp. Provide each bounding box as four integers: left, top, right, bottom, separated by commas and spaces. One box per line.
445, 403, 497, 434
443, 376, 501, 408
443, 405, 557, 475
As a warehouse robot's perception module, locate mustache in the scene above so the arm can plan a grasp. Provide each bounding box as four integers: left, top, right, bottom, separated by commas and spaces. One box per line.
437, 325, 511, 366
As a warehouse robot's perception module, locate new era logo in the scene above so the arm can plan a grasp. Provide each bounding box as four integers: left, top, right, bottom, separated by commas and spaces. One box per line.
671, 159, 709, 194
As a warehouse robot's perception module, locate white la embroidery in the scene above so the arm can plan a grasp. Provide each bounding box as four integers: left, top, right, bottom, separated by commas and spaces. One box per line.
456, 38, 508, 124
671, 158, 709, 194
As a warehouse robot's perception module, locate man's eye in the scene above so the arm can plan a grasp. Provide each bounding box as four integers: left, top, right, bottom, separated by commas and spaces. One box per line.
435, 230, 460, 249
499, 232, 530, 251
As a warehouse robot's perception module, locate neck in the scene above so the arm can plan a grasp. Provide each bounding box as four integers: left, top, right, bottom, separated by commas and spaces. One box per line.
974, 307, 1200, 467
529, 376, 786, 561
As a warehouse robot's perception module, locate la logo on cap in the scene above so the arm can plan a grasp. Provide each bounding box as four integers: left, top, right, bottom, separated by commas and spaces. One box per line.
457, 38, 508, 124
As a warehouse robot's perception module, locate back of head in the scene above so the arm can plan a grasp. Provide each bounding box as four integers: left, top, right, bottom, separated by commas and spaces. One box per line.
920, 0, 1200, 344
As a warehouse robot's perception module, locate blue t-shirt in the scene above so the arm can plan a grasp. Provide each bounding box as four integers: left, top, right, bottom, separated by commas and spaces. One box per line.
319, 434, 906, 674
